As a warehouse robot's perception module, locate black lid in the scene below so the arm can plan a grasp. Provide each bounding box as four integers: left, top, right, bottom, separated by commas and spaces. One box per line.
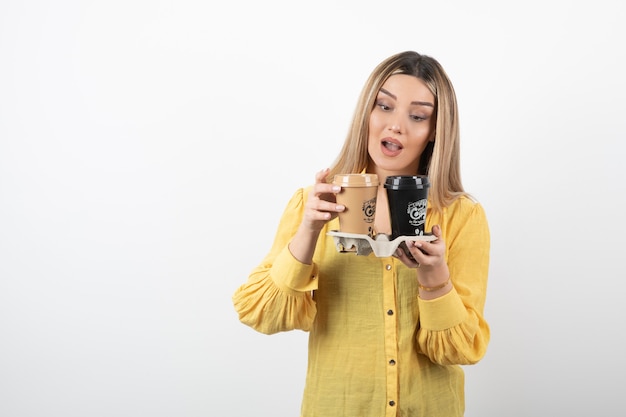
383, 175, 430, 190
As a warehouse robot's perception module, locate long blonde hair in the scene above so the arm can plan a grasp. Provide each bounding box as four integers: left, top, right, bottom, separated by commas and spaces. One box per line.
328, 51, 466, 211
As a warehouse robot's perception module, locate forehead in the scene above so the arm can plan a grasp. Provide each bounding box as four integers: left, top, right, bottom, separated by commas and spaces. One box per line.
379, 74, 434, 103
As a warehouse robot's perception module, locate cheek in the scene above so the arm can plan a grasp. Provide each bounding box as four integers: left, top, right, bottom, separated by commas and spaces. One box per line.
408, 124, 434, 143
367, 114, 381, 145
368, 118, 382, 143
367, 131, 377, 155
368, 111, 385, 132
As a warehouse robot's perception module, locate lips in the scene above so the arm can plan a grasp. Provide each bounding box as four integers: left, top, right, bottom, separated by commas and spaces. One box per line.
381, 138, 403, 157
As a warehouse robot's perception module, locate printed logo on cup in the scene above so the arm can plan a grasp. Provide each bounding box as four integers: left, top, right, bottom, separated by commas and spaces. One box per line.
363, 197, 376, 223
407, 199, 427, 231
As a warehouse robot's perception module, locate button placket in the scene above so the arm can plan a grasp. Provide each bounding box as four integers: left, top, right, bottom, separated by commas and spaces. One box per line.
382, 259, 399, 417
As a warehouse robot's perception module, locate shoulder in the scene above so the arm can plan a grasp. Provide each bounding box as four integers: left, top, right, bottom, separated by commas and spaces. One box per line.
282, 186, 313, 212
446, 194, 483, 213
444, 194, 489, 227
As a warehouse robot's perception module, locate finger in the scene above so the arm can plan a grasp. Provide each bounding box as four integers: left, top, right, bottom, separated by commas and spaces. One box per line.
410, 240, 426, 253
314, 180, 340, 194
313, 182, 341, 202
314, 198, 344, 214
313, 169, 339, 195
315, 168, 331, 184
407, 243, 425, 262
397, 246, 421, 268
416, 225, 442, 252
396, 246, 412, 259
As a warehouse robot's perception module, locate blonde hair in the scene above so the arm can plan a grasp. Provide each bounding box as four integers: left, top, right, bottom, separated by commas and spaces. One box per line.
328, 51, 466, 211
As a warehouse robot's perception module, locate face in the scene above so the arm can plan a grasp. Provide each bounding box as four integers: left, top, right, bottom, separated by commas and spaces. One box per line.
367, 74, 436, 177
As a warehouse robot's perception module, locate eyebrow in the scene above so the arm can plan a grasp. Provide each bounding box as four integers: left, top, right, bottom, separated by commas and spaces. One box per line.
379, 88, 434, 107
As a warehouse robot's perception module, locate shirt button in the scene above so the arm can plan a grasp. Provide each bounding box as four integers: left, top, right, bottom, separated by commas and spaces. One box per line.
389, 400, 396, 407
389, 359, 396, 366
385, 264, 392, 270
387, 309, 394, 315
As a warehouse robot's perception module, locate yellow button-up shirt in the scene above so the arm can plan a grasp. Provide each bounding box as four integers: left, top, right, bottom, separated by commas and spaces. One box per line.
233, 186, 490, 417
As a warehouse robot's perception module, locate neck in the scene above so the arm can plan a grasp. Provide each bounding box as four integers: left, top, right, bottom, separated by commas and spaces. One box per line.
368, 166, 419, 185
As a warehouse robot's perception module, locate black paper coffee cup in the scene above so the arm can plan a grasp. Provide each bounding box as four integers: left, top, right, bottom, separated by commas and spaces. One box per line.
384, 175, 430, 239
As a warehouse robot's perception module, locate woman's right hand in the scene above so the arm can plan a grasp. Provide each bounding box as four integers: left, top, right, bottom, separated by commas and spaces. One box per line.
289, 169, 345, 264
301, 168, 345, 233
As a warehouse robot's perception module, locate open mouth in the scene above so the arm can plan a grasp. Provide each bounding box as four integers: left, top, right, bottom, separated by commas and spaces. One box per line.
381, 138, 403, 157
383, 140, 403, 152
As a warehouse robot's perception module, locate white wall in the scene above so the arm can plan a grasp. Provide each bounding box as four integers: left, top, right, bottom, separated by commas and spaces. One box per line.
1, 1, 624, 416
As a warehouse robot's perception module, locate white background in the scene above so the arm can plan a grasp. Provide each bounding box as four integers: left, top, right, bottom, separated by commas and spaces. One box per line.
1, 1, 625, 416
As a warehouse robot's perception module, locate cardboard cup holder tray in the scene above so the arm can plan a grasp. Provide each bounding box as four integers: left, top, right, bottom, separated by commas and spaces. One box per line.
327, 230, 436, 257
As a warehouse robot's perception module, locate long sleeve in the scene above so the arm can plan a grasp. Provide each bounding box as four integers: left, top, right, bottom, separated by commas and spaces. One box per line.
416, 197, 491, 365
232, 188, 318, 335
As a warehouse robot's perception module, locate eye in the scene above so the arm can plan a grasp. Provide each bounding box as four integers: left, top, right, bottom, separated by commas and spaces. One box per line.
410, 114, 427, 121
375, 100, 392, 111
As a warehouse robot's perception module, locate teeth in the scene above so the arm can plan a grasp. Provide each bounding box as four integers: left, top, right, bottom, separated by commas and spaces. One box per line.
384, 141, 401, 151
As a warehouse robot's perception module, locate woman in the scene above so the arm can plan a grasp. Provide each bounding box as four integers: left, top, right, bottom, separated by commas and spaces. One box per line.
232, 51, 490, 417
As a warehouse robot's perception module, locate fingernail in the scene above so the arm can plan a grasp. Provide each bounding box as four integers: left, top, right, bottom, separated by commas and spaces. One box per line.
332, 186, 341, 192
336, 205, 345, 211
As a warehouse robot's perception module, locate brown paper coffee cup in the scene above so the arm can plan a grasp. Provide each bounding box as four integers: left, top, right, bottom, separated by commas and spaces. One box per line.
332, 174, 379, 237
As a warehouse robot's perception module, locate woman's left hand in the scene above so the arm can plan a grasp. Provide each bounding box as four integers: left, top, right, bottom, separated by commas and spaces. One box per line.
394, 225, 449, 282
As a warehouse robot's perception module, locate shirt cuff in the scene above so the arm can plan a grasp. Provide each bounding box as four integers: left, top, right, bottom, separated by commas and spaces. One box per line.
418, 287, 468, 331
270, 246, 319, 294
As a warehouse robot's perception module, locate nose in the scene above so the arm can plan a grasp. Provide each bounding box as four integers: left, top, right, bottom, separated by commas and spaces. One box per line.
389, 123, 401, 133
